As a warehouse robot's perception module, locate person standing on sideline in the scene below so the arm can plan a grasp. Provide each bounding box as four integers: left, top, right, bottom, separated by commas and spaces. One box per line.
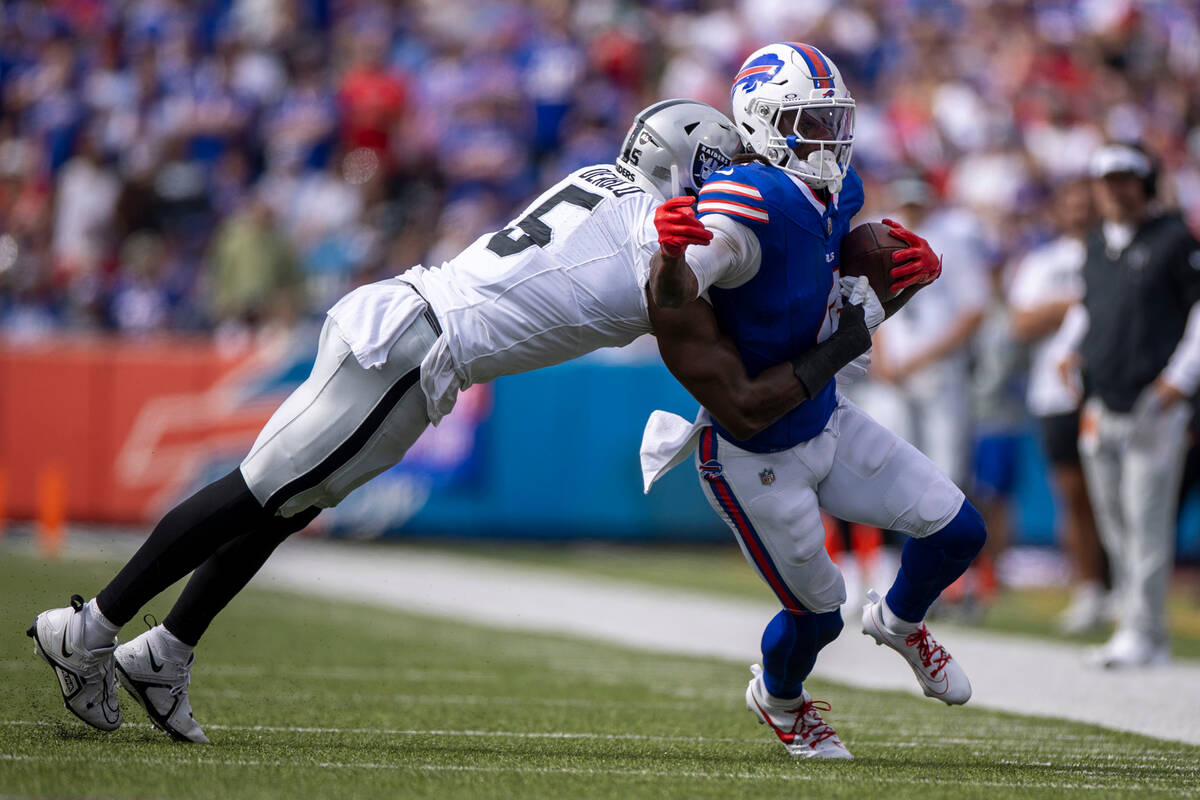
1060, 143, 1200, 667
1008, 178, 1107, 634
863, 177, 990, 489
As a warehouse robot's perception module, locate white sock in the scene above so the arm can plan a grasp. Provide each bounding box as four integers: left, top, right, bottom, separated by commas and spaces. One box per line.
882, 598, 921, 634
152, 625, 195, 662
757, 676, 803, 708
81, 598, 120, 651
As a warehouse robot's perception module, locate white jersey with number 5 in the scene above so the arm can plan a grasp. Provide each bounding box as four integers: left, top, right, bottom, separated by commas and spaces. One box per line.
329, 164, 662, 422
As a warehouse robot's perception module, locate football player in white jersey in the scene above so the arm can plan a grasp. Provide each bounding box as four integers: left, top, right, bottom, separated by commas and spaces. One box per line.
27, 99, 877, 743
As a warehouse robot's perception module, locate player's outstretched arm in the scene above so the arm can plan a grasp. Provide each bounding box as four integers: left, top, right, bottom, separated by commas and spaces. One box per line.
648, 250, 699, 309
648, 196, 711, 308
648, 281, 874, 440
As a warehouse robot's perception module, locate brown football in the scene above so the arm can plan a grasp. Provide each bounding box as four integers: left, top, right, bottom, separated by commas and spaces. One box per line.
840, 221, 906, 304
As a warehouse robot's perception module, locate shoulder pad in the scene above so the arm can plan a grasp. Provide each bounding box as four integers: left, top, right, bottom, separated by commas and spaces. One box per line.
697, 163, 771, 227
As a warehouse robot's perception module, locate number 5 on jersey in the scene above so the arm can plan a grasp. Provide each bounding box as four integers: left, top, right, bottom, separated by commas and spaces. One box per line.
487, 186, 605, 257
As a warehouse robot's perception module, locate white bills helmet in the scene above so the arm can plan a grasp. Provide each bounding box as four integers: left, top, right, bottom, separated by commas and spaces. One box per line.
615, 99, 744, 199
731, 42, 855, 193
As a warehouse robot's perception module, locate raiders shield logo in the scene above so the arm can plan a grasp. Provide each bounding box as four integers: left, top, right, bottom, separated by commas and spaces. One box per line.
759, 468, 775, 486
692, 143, 731, 188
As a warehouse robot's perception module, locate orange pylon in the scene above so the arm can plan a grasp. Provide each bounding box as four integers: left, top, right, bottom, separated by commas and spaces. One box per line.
850, 523, 883, 572
822, 512, 843, 561
0, 468, 7, 543
37, 465, 66, 559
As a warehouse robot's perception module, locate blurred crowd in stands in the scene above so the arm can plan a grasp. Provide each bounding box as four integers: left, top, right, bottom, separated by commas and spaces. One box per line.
2, 0, 1198, 341
4, 1, 1200, 638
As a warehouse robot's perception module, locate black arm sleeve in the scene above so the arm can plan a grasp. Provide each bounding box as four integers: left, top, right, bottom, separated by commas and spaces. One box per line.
790, 302, 872, 396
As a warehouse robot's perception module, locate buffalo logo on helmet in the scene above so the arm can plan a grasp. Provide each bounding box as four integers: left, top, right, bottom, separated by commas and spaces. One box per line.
692, 143, 731, 188
731, 52, 786, 100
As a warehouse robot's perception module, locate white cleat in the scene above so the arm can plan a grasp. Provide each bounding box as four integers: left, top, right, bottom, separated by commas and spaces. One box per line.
1057, 584, 1108, 635
115, 628, 209, 743
861, 589, 971, 705
26, 595, 122, 731
1084, 629, 1169, 669
745, 664, 852, 760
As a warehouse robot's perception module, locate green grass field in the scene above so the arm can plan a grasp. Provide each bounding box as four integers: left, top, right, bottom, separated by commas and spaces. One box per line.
2, 546, 1198, 799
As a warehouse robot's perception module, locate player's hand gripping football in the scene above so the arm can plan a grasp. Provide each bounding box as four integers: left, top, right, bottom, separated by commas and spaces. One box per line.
654, 196, 712, 258
882, 218, 942, 292
839, 275, 885, 334
836, 350, 872, 385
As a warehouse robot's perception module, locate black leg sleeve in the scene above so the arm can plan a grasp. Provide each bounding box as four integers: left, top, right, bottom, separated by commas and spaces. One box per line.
96, 470, 273, 626
162, 507, 320, 646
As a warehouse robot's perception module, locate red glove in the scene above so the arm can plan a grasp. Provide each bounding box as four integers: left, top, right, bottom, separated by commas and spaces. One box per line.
883, 217, 942, 292
654, 196, 712, 258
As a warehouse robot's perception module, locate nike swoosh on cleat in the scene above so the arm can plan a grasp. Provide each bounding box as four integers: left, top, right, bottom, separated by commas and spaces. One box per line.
118, 662, 187, 740
867, 606, 950, 693
146, 645, 165, 673
102, 684, 120, 723
919, 669, 949, 694
751, 695, 794, 743
60, 626, 74, 659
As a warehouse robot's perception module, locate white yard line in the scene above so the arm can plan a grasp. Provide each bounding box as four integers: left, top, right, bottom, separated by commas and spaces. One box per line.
0, 751, 1192, 793
252, 539, 1200, 746
2, 719, 1197, 768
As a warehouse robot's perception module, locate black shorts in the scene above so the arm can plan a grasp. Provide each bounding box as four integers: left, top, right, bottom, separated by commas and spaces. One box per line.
1039, 411, 1081, 467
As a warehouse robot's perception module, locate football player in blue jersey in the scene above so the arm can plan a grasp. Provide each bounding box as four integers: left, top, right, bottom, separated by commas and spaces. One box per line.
639, 42, 987, 759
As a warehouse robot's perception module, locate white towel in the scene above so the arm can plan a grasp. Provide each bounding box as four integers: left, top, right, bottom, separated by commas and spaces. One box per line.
639, 408, 712, 494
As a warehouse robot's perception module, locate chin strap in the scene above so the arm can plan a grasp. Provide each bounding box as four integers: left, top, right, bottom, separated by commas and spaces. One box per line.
775, 142, 843, 193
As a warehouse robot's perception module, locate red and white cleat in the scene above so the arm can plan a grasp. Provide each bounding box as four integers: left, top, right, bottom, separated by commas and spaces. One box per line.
745, 664, 852, 760
861, 589, 971, 705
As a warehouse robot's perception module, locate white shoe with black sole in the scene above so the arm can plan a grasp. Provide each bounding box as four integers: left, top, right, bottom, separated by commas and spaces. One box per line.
27, 595, 122, 731
115, 627, 209, 743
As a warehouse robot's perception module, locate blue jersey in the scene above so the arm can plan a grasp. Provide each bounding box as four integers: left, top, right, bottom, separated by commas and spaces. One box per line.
696, 162, 865, 452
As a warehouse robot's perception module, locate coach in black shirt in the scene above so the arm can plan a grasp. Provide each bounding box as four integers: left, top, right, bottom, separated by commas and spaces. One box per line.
1061, 143, 1200, 668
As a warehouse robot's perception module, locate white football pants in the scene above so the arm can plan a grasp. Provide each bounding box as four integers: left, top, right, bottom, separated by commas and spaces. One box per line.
695, 395, 965, 614
240, 308, 440, 518
1078, 396, 1191, 645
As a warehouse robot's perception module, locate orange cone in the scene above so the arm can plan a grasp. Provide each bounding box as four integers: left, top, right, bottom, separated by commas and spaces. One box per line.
0, 469, 6, 543
822, 512, 843, 562
37, 465, 66, 559
850, 523, 882, 572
